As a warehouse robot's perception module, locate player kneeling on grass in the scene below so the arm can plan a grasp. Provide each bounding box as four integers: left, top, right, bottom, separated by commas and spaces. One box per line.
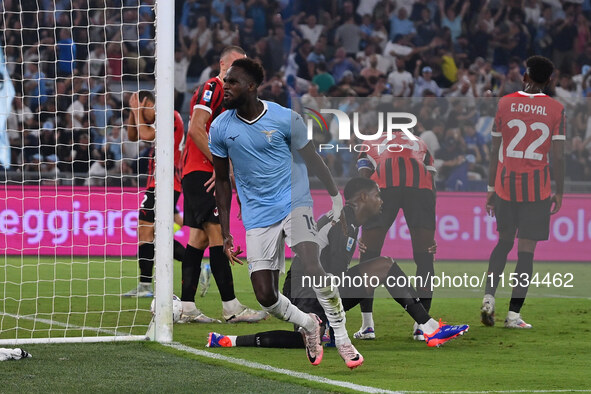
207, 178, 469, 349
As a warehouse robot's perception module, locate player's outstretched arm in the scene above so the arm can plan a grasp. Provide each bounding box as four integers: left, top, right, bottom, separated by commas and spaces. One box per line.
212, 154, 243, 265
189, 108, 214, 163
298, 142, 346, 227
486, 135, 502, 217
550, 139, 565, 214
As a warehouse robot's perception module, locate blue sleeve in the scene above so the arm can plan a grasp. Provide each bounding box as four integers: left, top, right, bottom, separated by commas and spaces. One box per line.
209, 117, 228, 158
290, 110, 310, 151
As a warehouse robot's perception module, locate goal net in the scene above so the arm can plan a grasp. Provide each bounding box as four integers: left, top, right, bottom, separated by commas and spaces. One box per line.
0, 1, 174, 344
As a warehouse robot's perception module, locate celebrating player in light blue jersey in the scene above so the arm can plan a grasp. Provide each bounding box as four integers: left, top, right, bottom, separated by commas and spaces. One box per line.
209, 58, 363, 369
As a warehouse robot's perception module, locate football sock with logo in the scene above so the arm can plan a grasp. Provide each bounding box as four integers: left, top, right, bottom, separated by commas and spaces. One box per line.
414, 251, 434, 313
261, 293, 316, 332
385, 262, 431, 325
173, 240, 185, 262
485, 239, 514, 296
313, 280, 350, 347
236, 331, 304, 348
138, 243, 154, 283
209, 246, 236, 302
509, 251, 534, 313
181, 245, 204, 302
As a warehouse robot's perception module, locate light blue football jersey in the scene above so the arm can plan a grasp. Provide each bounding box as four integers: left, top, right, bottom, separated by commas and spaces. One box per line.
209, 100, 313, 230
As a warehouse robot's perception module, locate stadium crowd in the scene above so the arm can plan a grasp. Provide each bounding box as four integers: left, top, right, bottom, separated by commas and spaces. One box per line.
2, 0, 591, 188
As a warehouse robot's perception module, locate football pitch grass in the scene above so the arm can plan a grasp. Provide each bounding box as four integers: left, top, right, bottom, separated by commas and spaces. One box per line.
1, 257, 590, 393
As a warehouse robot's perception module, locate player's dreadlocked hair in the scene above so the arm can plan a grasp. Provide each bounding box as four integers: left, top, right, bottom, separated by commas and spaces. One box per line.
526, 56, 554, 84
344, 177, 379, 201
231, 58, 265, 87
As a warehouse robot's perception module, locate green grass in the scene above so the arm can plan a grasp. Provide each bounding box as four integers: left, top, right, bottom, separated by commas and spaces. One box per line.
0, 342, 331, 393
1, 257, 590, 392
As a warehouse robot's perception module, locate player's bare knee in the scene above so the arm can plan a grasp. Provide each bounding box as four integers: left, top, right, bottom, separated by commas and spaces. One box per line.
188, 227, 208, 249
138, 221, 154, 244
203, 223, 223, 246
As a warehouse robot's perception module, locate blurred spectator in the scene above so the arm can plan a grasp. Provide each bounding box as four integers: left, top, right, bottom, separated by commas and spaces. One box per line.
260, 77, 289, 107
567, 136, 591, 181
174, 41, 197, 112
335, 15, 362, 57
307, 39, 327, 78
23, 58, 49, 111
435, 128, 469, 191
67, 89, 90, 130
387, 57, 414, 97
312, 62, 336, 94
210, 0, 229, 26
295, 13, 326, 47
414, 62, 442, 97
216, 19, 240, 47
330, 47, 359, 83
389, 7, 415, 41
56, 28, 76, 76
229, 0, 247, 27
438, 0, 469, 43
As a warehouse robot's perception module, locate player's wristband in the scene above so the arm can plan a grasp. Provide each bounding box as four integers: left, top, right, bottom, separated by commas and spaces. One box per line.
357, 157, 374, 172
487, 185, 495, 192
330, 193, 344, 220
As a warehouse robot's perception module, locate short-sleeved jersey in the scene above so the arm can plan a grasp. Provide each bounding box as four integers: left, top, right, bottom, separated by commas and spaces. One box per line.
363, 132, 436, 191
493, 91, 566, 202
146, 110, 184, 191
181, 76, 224, 177
209, 100, 313, 230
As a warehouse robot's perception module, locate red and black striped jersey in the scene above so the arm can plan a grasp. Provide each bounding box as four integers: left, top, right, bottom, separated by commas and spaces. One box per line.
146, 110, 184, 191
173, 111, 184, 192
181, 76, 224, 177
493, 91, 566, 202
363, 132, 436, 190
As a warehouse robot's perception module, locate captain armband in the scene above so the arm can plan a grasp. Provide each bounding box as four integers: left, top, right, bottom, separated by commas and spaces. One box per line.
357, 156, 376, 172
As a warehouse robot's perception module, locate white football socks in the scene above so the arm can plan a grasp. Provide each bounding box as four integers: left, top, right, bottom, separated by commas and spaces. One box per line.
313, 281, 350, 347
181, 301, 197, 313
361, 312, 374, 330
222, 298, 242, 315
261, 293, 316, 332
420, 318, 440, 336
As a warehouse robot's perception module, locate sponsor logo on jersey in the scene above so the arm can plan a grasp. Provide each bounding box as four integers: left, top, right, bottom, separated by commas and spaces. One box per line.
346, 237, 355, 252
203, 90, 213, 103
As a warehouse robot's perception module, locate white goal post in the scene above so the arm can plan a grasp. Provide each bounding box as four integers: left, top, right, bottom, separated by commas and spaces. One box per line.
0, 1, 174, 345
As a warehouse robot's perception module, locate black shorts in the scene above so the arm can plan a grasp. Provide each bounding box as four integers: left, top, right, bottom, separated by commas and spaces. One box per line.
495, 197, 551, 241
364, 186, 436, 231
139, 188, 155, 223
182, 171, 219, 229
139, 188, 181, 222
174, 190, 180, 214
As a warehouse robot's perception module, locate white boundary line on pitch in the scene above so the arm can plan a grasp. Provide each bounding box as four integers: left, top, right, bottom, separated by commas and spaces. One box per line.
164, 342, 402, 394
164, 343, 591, 394
4, 313, 133, 337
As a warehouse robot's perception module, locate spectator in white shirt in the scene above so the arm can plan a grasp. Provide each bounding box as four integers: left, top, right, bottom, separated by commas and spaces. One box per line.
387, 57, 414, 97
296, 13, 325, 46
